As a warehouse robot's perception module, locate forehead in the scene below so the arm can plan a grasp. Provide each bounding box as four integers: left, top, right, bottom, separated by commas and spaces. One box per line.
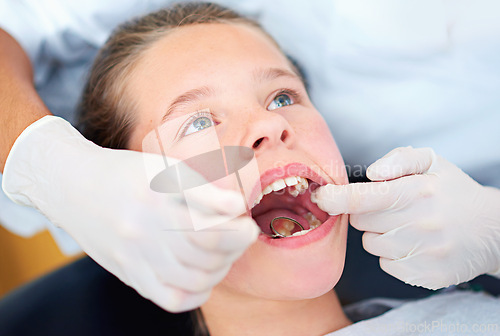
132, 22, 292, 81
126, 22, 300, 148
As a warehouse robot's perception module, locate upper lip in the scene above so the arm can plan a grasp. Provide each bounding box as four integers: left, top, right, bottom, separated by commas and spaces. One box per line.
249, 162, 329, 208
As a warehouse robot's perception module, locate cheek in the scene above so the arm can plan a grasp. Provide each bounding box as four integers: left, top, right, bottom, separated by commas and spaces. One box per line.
295, 114, 348, 184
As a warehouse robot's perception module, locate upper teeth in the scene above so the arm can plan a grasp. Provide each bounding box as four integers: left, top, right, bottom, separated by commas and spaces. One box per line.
253, 176, 309, 207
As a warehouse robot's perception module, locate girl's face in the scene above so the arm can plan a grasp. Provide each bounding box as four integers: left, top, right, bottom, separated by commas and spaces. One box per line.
128, 23, 348, 301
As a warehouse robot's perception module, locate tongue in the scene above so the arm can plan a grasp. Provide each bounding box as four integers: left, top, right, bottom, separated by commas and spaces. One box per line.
253, 209, 310, 235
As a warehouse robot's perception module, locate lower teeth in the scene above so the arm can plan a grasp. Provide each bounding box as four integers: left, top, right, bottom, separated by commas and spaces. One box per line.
291, 228, 312, 237
272, 212, 322, 238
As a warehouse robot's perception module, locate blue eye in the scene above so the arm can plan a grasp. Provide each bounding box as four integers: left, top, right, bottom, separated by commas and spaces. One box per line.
267, 93, 294, 111
182, 111, 214, 137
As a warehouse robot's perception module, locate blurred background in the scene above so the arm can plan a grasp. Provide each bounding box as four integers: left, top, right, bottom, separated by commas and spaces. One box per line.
0, 223, 81, 297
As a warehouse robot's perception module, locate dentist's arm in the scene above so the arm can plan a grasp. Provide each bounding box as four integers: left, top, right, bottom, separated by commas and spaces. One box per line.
0, 28, 259, 312
312, 146, 500, 290
0, 28, 49, 171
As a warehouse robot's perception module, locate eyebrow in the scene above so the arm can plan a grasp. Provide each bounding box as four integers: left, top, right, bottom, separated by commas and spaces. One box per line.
162, 86, 215, 122
161, 67, 300, 122
253, 67, 300, 83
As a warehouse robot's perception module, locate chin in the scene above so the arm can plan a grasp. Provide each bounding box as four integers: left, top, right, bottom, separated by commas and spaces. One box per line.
220, 214, 348, 301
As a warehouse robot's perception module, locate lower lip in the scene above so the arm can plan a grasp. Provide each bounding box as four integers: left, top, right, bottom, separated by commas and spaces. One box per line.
258, 215, 338, 249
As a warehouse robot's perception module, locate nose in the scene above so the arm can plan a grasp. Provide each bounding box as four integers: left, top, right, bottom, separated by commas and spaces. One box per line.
241, 111, 295, 152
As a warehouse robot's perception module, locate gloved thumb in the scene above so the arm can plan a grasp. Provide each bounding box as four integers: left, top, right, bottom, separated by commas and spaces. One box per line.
311, 180, 402, 215
311, 184, 351, 215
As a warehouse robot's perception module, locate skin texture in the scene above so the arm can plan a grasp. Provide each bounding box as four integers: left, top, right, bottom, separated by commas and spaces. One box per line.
127, 23, 351, 335
0, 29, 50, 172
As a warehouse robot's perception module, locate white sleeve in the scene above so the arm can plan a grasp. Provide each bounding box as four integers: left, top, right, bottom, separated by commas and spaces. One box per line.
0, 0, 171, 85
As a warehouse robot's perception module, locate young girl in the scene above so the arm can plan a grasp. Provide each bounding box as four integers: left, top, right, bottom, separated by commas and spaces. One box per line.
77, 2, 499, 335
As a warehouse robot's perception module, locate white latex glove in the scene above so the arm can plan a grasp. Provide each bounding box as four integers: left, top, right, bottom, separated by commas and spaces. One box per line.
312, 146, 500, 290
2, 116, 259, 312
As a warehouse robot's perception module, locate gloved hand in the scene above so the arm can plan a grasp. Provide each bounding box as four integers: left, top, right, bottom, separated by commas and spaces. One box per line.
312, 146, 500, 290
2, 116, 259, 312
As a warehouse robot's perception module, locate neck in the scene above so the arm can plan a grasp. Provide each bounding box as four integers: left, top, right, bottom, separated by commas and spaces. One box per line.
201, 289, 350, 336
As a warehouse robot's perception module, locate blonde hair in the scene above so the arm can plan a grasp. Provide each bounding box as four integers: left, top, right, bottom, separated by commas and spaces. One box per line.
77, 2, 274, 149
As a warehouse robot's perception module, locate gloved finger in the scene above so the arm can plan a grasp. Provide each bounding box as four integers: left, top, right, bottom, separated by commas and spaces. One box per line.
350, 213, 389, 233
362, 229, 413, 260
379, 257, 417, 286
148, 156, 247, 218
182, 182, 248, 217
366, 146, 436, 181
136, 229, 234, 293
350, 210, 410, 233
137, 273, 213, 313
312, 177, 421, 215
118, 230, 223, 295
151, 254, 232, 293
167, 231, 235, 272
379, 256, 445, 290
153, 287, 212, 313
186, 216, 259, 252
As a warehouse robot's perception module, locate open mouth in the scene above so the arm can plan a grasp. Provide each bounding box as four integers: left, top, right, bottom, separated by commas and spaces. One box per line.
251, 175, 329, 238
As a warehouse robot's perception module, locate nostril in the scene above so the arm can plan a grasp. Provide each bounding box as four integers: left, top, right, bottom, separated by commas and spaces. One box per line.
253, 137, 264, 149
280, 130, 288, 142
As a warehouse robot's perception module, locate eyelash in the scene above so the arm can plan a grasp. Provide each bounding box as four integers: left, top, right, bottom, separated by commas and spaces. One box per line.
175, 88, 302, 140
272, 88, 301, 106
177, 110, 215, 140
